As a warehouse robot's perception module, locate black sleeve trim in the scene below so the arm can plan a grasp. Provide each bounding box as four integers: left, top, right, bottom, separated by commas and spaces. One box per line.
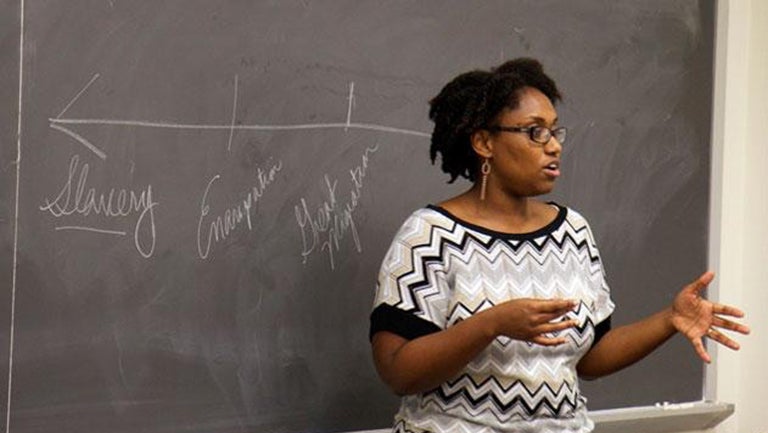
369, 304, 442, 341
592, 315, 612, 347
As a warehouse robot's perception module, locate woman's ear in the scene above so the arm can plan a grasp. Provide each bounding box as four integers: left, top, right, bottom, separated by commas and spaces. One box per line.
471, 129, 493, 159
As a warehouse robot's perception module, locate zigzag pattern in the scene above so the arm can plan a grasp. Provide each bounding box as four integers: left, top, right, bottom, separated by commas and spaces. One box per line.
375, 205, 614, 432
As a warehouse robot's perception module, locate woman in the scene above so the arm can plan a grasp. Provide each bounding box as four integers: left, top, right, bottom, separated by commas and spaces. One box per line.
369, 58, 749, 433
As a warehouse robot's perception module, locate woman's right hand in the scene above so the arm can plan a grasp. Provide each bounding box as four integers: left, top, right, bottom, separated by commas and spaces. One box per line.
372, 298, 579, 395
487, 298, 579, 345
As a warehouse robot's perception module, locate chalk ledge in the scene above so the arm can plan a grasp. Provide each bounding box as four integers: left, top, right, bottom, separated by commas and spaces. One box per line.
353, 401, 734, 433
592, 400, 733, 433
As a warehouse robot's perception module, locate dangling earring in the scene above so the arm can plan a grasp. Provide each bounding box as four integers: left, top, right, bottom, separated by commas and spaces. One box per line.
480, 158, 491, 201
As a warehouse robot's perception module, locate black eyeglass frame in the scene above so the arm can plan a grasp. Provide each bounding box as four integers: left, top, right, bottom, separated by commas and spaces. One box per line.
487, 125, 567, 145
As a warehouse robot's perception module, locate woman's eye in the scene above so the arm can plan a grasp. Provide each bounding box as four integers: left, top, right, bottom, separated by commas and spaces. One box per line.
532, 127, 550, 139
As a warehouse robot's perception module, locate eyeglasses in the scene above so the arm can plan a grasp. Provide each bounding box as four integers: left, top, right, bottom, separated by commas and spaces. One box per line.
488, 125, 567, 145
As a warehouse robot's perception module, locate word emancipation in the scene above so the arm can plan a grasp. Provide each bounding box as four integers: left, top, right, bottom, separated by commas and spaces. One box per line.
197, 159, 284, 259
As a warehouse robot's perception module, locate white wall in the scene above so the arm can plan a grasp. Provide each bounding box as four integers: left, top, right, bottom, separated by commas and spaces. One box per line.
708, 0, 768, 432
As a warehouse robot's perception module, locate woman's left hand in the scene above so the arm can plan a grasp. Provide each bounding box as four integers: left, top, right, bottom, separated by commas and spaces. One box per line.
671, 271, 750, 363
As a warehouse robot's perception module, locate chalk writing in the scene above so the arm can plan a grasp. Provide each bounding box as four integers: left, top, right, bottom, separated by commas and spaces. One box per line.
197, 159, 283, 259
295, 144, 379, 270
39, 155, 158, 258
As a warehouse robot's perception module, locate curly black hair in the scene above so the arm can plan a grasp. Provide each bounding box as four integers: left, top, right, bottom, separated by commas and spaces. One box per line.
428, 58, 561, 183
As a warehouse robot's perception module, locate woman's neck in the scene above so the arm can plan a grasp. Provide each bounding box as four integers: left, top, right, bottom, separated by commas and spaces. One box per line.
438, 185, 552, 234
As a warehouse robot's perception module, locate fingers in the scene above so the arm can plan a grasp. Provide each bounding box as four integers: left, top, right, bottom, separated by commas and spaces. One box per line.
509, 298, 577, 327
494, 298, 578, 344
531, 335, 569, 346
530, 299, 578, 326
688, 271, 714, 295
691, 337, 711, 363
537, 318, 579, 334
530, 302, 579, 340
536, 311, 575, 327
713, 303, 745, 319
534, 298, 578, 314
711, 316, 751, 335
699, 270, 715, 285
529, 315, 579, 346
706, 328, 741, 351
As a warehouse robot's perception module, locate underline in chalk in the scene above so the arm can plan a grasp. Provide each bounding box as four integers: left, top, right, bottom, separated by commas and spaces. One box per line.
48, 117, 431, 138
55, 226, 127, 236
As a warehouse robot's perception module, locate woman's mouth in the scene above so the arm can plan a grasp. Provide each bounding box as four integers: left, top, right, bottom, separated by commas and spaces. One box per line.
543, 161, 561, 178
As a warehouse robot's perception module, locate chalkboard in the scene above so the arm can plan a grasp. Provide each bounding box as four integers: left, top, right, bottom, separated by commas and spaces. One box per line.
2, 1, 714, 432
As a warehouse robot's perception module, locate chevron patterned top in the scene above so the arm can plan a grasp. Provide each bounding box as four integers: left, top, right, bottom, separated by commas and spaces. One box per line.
371, 203, 615, 433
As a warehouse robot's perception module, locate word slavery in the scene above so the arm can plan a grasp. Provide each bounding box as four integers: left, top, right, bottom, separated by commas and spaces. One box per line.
295, 144, 379, 270
39, 154, 158, 258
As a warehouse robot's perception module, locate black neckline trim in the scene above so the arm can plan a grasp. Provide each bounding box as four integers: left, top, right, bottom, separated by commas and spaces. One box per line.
426, 202, 568, 241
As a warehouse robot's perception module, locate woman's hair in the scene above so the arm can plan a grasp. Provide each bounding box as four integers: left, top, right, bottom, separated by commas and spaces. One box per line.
428, 58, 561, 183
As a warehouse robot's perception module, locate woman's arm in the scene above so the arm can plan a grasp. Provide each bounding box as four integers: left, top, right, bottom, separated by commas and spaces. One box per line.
576, 308, 676, 379
577, 271, 749, 379
372, 298, 578, 395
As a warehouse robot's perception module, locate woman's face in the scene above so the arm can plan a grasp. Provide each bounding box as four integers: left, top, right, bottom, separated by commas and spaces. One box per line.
482, 86, 562, 198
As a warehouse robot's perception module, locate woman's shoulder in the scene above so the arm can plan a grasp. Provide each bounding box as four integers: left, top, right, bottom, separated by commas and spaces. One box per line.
555, 203, 589, 225
381, 207, 459, 250
392, 206, 455, 235
555, 202, 581, 221
554, 203, 600, 239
